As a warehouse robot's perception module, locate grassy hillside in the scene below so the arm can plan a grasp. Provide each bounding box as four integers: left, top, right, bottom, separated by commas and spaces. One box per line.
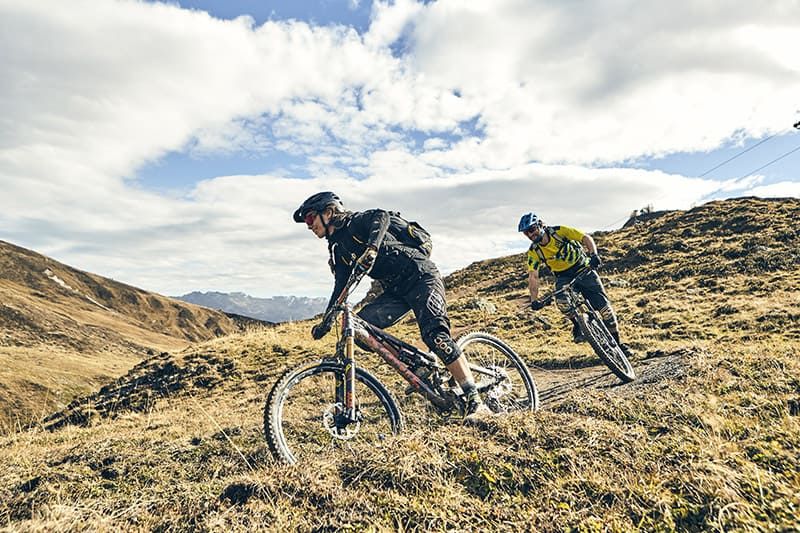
1, 197, 798, 531
0, 240, 241, 431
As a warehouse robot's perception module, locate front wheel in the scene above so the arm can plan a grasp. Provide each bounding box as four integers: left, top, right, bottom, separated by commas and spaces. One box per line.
457, 331, 539, 413
264, 359, 404, 465
577, 313, 636, 383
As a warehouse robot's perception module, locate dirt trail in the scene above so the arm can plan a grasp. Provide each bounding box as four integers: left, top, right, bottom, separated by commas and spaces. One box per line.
532, 349, 688, 407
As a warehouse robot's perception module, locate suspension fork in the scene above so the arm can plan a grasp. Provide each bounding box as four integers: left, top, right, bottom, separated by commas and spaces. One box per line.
339, 305, 359, 423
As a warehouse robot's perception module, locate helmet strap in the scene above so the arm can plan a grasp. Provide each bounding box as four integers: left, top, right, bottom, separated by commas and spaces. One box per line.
321, 208, 332, 236
532, 224, 546, 244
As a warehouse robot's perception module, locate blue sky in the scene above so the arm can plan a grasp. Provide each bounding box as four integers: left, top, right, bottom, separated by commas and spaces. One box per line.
164, 0, 374, 30
635, 130, 800, 190
2, 0, 799, 298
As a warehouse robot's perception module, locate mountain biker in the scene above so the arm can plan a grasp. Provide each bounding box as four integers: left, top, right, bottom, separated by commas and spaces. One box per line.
294, 192, 492, 420
518, 212, 631, 354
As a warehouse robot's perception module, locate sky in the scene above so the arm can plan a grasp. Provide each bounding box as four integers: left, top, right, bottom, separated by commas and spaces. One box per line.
1, 0, 799, 299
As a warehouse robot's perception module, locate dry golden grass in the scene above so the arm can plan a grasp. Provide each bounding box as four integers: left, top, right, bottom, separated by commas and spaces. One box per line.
0, 240, 243, 429
1, 197, 798, 531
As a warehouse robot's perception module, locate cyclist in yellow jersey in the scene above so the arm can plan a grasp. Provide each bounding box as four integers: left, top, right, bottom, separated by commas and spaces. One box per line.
518, 212, 630, 353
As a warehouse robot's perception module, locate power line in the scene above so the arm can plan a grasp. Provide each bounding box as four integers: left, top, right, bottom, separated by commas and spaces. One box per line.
601, 120, 799, 230
683, 140, 800, 210
735, 142, 800, 180
601, 135, 779, 229
600, 213, 635, 230
698, 134, 777, 177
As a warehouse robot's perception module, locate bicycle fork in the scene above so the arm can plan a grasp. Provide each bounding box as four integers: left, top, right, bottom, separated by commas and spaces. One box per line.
338, 307, 359, 425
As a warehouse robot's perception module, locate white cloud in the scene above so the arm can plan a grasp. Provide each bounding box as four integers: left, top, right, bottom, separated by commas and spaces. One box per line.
1, 0, 798, 299
365, 0, 423, 49
743, 180, 800, 198
407, 0, 800, 163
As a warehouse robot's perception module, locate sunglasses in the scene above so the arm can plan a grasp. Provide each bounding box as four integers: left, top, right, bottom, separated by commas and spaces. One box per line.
304, 212, 317, 227
523, 226, 539, 235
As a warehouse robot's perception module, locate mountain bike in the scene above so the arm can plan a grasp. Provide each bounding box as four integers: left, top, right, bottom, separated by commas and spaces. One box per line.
264, 270, 539, 465
533, 269, 636, 383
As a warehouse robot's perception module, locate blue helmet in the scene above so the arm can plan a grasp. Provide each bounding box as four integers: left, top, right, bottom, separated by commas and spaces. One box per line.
517, 212, 541, 232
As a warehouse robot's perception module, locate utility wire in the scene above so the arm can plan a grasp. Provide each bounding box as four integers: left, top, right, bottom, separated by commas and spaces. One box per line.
698, 134, 777, 177
600, 120, 799, 230
734, 142, 800, 181
680, 140, 800, 213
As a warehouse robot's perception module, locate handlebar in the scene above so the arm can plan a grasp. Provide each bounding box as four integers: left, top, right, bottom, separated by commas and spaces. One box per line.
319, 267, 368, 327
531, 267, 593, 308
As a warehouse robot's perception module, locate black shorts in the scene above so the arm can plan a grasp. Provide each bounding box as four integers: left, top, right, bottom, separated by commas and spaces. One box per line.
357, 270, 451, 343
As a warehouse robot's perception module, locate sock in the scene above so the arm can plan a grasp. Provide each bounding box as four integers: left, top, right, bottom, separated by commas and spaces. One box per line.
460, 379, 480, 402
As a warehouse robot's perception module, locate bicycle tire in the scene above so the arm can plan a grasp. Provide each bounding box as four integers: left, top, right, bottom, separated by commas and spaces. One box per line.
456, 331, 539, 412
264, 359, 404, 465
577, 313, 636, 383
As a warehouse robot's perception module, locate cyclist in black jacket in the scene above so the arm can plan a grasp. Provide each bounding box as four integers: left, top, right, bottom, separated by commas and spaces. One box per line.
293, 191, 491, 420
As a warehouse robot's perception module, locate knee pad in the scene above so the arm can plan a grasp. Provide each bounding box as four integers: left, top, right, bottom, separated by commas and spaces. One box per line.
598, 304, 617, 323
423, 329, 462, 365
555, 294, 571, 314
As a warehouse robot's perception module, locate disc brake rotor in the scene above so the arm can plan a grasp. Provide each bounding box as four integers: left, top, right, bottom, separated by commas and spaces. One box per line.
322, 403, 360, 440
484, 366, 512, 401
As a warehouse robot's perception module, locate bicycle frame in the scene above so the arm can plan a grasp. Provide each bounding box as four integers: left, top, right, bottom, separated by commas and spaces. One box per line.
324, 271, 453, 422
344, 306, 453, 413
324, 270, 514, 419
540, 268, 595, 317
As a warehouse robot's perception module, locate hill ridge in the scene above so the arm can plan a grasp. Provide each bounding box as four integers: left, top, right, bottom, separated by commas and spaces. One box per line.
0, 238, 241, 428
1, 196, 798, 531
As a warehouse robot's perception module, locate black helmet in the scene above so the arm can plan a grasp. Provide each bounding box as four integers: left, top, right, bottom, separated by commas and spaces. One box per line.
293, 191, 343, 223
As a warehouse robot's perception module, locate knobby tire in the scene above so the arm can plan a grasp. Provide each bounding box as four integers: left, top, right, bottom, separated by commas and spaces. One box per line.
457, 331, 539, 412
577, 313, 636, 383
264, 359, 404, 465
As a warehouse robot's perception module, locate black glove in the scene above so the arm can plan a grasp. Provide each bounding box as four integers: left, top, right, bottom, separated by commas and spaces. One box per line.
355, 246, 378, 274
589, 253, 602, 270
311, 321, 331, 340
530, 300, 545, 311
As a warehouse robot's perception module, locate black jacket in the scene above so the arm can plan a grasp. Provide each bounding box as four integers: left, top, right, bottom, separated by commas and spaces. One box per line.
325, 209, 435, 310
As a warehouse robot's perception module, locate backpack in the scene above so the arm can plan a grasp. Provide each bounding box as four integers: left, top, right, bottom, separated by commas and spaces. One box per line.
387, 211, 433, 258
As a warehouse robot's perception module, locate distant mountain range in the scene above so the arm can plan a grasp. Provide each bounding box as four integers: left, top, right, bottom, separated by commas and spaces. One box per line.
175, 291, 328, 323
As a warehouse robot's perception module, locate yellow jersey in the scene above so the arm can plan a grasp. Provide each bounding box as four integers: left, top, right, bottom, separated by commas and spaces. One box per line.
526, 225, 589, 273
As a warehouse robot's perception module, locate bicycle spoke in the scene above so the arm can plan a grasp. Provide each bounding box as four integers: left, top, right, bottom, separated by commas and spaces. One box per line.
581, 315, 635, 383
458, 332, 538, 413
265, 361, 403, 464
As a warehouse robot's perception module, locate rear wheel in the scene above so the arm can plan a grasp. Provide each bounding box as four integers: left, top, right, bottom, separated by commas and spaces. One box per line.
457, 331, 539, 413
577, 313, 636, 383
264, 359, 404, 465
